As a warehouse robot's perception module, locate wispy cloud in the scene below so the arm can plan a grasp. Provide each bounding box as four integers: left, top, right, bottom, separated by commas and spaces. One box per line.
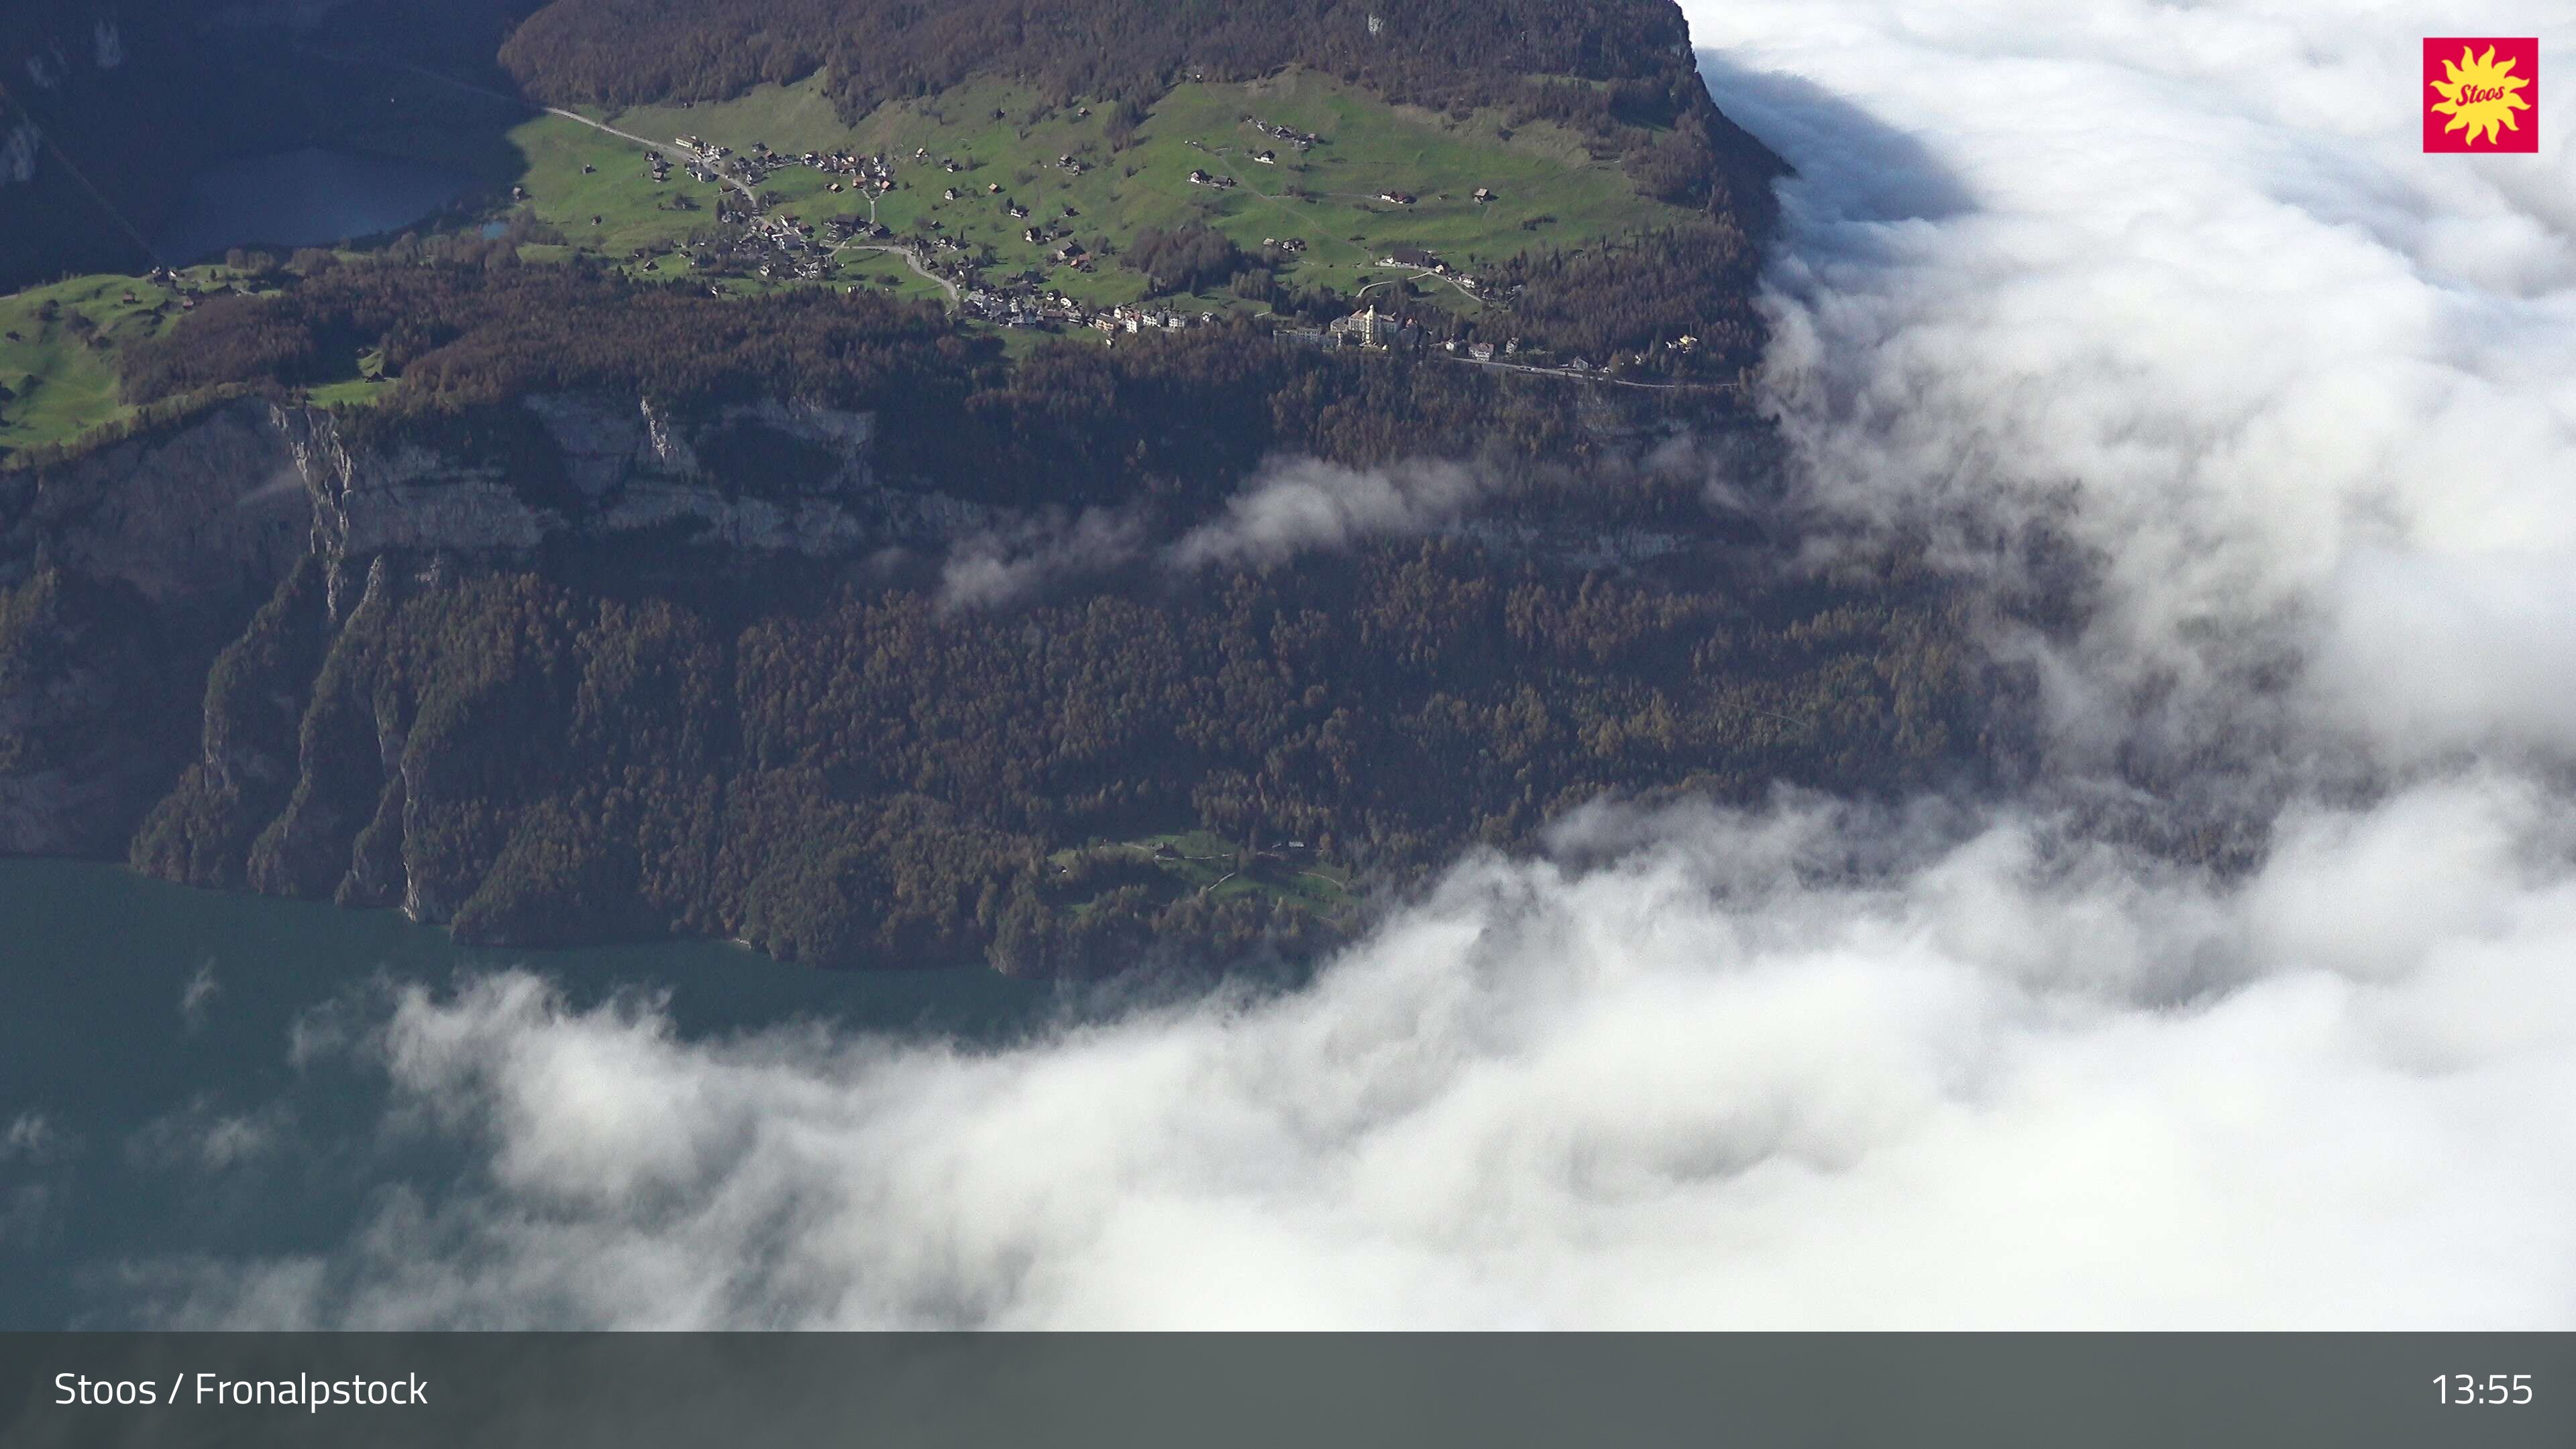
1168, 458, 1487, 570
179, 961, 222, 1033
938, 506, 1148, 609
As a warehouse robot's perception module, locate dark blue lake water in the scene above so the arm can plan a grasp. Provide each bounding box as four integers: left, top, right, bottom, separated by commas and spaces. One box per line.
151, 148, 472, 263
0, 859, 1053, 1326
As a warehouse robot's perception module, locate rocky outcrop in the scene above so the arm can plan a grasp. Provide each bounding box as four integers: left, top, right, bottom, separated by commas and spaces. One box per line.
2, 389, 992, 857
1, 399, 310, 606
278, 392, 996, 584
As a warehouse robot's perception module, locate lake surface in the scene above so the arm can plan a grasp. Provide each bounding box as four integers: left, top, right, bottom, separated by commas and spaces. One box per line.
151, 148, 473, 264
0, 859, 1051, 1326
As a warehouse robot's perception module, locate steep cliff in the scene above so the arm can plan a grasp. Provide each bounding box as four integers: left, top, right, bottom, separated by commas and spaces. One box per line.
3, 386, 2007, 975
1, 389, 995, 859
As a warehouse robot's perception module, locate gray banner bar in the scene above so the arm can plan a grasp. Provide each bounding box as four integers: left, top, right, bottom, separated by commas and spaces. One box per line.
2, 1334, 2569, 1448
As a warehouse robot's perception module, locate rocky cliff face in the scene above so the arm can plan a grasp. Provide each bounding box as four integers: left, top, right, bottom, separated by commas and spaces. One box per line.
1, 390, 996, 857
281, 393, 996, 603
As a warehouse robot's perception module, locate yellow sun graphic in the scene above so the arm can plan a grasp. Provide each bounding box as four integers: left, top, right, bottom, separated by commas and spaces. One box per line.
2428, 45, 2532, 146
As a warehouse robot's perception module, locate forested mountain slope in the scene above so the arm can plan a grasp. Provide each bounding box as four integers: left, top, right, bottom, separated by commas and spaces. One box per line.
0, 2, 2025, 979
1, 262, 2029, 974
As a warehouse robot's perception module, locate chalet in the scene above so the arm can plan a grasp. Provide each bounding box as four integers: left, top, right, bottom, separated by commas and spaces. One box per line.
1472, 186, 1493, 201
1468, 341, 1495, 362
1253, 150, 1277, 164
1189, 169, 1211, 184
1061, 204, 1079, 217
1377, 191, 1416, 205
1024, 227, 1042, 244
582, 164, 596, 174
945, 188, 959, 201
1007, 203, 1028, 218
987, 182, 1002, 193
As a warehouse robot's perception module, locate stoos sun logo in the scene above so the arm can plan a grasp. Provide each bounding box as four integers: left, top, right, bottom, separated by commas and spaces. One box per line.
2424, 37, 2538, 152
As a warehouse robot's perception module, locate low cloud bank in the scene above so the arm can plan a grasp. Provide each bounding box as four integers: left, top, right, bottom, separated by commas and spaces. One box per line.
1699, 0, 2575, 773
142, 780, 2576, 1328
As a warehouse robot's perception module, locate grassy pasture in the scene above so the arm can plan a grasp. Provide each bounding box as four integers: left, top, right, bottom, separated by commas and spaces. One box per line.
552, 69, 1692, 309
0, 273, 185, 456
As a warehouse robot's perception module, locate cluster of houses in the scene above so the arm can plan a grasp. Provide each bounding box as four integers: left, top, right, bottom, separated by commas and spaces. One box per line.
1244, 117, 1323, 152
692, 209, 841, 282
1373, 248, 1477, 288
682, 134, 906, 199
1094, 303, 1222, 336
955, 286, 1222, 335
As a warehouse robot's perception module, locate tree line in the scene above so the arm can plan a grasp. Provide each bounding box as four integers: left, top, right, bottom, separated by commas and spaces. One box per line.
113, 259, 1759, 510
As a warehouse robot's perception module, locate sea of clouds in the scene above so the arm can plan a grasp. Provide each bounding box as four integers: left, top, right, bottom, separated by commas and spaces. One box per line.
133, 0, 2575, 1326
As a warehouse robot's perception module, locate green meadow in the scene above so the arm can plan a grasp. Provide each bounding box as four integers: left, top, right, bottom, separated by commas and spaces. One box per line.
517, 68, 1695, 310
0, 273, 187, 456
3, 61, 1695, 457
1054, 830, 1358, 919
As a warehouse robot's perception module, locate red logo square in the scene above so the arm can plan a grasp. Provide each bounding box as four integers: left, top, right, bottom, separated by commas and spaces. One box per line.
2424, 37, 2539, 152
